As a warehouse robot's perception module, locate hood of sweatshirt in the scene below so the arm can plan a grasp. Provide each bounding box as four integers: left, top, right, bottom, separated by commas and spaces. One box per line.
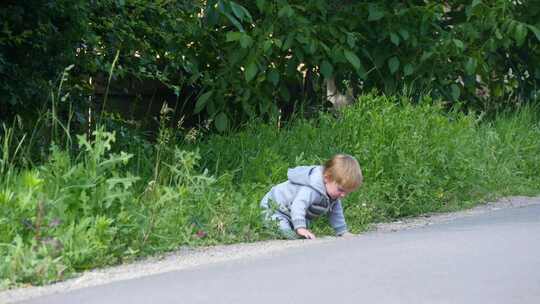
287, 165, 327, 196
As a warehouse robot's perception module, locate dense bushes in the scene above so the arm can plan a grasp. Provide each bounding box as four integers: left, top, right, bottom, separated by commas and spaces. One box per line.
1, 94, 539, 287
1, 1, 539, 129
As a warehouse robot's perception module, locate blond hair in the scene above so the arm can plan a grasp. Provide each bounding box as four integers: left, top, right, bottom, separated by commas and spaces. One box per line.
323, 154, 363, 191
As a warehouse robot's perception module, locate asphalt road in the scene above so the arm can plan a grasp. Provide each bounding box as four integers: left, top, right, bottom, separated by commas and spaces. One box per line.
22, 204, 540, 304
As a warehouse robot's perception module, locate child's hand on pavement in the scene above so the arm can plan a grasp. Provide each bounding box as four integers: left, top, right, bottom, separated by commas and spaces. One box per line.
296, 228, 316, 239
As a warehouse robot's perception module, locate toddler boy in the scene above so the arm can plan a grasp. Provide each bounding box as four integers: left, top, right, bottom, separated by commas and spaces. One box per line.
260, 154, 363, 239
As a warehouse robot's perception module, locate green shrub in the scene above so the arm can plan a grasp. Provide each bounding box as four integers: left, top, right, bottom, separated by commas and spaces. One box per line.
1, 93, 539, 288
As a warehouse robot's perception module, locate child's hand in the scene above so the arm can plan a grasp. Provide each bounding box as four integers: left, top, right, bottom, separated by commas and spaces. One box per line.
296, 228, 316, 239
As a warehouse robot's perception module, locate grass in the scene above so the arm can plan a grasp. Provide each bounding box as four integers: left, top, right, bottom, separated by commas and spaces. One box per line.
1, 93, 539, 288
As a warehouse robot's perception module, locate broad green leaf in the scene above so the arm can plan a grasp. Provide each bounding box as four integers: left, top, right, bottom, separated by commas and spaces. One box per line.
388, 57, 400, 74
239, 34, 253, 48
242, 100, 255, 117
320, 60, 333, 79
514, 23, 527, 47
399, 29, 410, 41
527, 25, 540, 42
256, 0, 266, 12
495, 29, 503, 40
230, 2, 252, 22
268, 69, 279, 86
420, 51, 432, 62
241, 5, 253, 22
307, 40, 317, 54
207, 100, 217, 115
465, 57, 477, 75
390, 33, 400, 46
214, 112, 229, 132
332, 47, 345, 63
278, 5, 294, 18
226, 32, 242, 42
344, 50, 361, 70
230, 2, 246, 21
263, 40, 273, 54
347, 34, 356, 49
296, 35, 308, 44
450, 84, 461, 100
224, 12, 244, 32
245, 62, 258, 82
472, 0, 481, 8
283, 34, 295, 50
368, 4, 385, 21
404, 64, 414, 76
453, 39, 464, 50
194, 90, 213, 114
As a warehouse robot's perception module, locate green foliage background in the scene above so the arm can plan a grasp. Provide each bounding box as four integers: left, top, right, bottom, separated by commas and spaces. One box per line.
1, 1, 539, 129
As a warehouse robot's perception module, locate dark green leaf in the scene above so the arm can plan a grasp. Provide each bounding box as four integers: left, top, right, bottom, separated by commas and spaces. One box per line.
194, 90, 213, 114
230, 2, 246, 21
388, 57, 400, 74
465, 57, 477, 75
404, 64, 414, 76
239, 34, 253, 48
347, 34, 356, 49
307, 40, 317, 54
453, 39, 464, 50
399, 29, 410, 41
344, 50, 361, 70
390, 33, 400, 46
471, 0, 481, 8
263, 40, 273, 54
420, 52, 433, 62
514, 23, 527, 47
245, 62, 258, 82
256, 0, 266, 12
368, 4, 385, 21
527, 25, 540, 42
450, 84, 461, 100
242, 100, 255, 117
320, 60, 333, 79
495, 28, 503, 40
224, 12, 244, 32
268, 69, 279, 86
230, 2, 252, 22
215, 112, 229, 132
283, 34, 295, 50
278, 5, 294, 18
226, 32, 242, 42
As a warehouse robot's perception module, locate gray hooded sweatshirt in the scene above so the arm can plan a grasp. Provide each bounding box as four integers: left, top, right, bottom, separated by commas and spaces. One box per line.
261, 165, 348, 235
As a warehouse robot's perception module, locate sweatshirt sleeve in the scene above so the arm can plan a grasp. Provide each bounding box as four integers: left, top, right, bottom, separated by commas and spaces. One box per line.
290, 186, 318, 230
329, 200, 348, 235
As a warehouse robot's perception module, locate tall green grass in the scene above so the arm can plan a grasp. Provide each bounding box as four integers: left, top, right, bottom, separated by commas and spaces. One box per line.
1, 94, 539, 288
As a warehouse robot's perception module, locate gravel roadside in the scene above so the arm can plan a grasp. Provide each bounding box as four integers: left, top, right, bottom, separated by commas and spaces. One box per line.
2, 195, 539, 304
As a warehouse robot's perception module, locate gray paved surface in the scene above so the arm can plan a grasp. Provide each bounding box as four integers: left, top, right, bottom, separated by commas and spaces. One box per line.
22, 205, 540, 304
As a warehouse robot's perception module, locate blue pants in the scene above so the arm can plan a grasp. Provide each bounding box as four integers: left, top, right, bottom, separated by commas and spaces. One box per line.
260, 194, 300, 240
